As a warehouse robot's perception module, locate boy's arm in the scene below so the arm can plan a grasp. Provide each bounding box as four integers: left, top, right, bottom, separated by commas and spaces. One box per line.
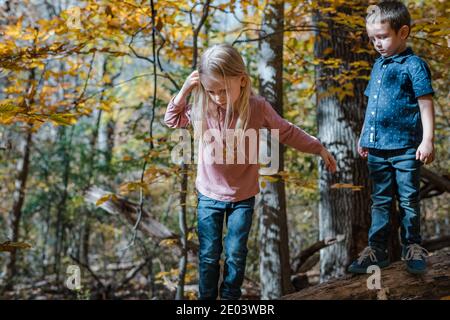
416, 94, 435, 164
358, 66, 374, 159
358, 122, 368, 158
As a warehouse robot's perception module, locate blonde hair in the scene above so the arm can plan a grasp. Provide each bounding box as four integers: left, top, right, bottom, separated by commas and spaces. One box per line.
191, 44, 252, 143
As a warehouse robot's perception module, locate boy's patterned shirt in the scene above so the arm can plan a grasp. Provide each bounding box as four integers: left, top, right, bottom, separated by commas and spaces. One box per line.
360, 47, 434, 150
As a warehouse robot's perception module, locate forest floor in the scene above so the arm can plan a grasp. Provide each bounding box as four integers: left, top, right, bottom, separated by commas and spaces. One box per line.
1, 248, 448, 300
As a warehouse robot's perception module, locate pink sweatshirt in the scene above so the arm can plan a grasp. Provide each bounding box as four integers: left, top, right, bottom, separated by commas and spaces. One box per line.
164, 94, 324, 202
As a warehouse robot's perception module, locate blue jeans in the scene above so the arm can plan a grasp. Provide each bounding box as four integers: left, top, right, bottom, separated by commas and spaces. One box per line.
197, 192, 255, 300
368, 147, 422, 250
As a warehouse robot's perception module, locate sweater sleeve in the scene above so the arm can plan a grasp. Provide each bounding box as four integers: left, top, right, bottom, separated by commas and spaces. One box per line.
164, 96, 192, 128
261, 99, 323, 155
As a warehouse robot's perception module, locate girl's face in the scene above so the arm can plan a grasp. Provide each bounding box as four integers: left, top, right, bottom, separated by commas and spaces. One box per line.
200, 74, 246, 109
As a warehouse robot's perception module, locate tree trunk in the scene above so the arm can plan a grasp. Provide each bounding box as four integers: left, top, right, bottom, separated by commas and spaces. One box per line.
5, 125, 33, 288
5, 66, 36, 288
314, 1, 372, 282
282, 250, 450, 300
257, 0, 294, 299
78, 109, 102, 267
54, 126, 73, 282
78, 54, 110, 267
103, 117, 115, 166
172, 0, 211, 300
175, 168, 188, 300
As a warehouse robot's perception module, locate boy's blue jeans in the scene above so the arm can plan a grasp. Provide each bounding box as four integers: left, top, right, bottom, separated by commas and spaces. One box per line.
197, 192, 255, 300
368, 147, 422, 250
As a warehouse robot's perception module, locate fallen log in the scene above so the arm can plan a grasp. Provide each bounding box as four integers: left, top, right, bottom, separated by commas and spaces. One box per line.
422, 235, 450, 252
282, 250, 450, 300
291, 235, 344, 274
85, 186, 176, 239
290, 235, 450, 291
85, 186, 198, 253
420, 168, 450, 199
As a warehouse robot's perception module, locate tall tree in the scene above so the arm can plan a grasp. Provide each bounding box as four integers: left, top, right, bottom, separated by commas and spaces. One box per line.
5, 125, 33, 288
53, 126, 74, 282
314, 1, 372, 281
5, 64, 37, 287
174, 0, 212, 300
257, 0, 294, 299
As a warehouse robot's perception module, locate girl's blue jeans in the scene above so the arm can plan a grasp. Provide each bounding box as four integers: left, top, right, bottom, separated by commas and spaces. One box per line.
196, 192, 255, 300
368, 147, 422, 251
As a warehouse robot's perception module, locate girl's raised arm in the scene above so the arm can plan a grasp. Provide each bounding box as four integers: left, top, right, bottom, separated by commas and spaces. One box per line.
164, 71, 200, 128
164, 98, 192, 128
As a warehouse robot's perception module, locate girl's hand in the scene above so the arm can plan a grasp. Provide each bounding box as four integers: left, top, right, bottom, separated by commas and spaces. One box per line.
180, 70, 200, 96
319, 147, 337, 173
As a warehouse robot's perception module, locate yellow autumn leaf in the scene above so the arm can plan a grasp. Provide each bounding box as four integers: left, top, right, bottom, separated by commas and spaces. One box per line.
95, 194, 113, 206
0, 102, 23, 114
187, 232, 195, 241
286, 109, 300, 118
49, 114, 78, 126
331, 183, 364, 191
264, 175, 279, 183
323, 47, 333, 55
159, 238, 178, 247
0, 241, 32, 252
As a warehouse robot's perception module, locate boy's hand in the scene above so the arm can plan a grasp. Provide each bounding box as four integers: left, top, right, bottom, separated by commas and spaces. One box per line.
357, 138, 368, 158
358, 145, 369, 158
319, 147, 337, 173
416, 140, 435, 164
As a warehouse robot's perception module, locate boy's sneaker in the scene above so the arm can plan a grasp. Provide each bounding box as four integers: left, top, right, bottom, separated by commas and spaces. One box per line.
348, 246, 390, 274
402, 244, 428, 275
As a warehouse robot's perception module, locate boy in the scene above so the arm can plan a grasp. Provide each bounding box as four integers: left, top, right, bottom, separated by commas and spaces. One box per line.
348, 1, 435, 275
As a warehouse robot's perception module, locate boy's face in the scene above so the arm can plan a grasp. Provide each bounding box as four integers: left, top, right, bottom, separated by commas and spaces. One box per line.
366, 22, 409, 57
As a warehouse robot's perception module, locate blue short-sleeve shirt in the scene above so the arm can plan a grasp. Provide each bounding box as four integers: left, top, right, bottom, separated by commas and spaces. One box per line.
360, 47, 434, 150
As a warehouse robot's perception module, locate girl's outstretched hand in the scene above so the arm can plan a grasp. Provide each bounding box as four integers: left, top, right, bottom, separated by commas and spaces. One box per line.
319, 147, 337, 173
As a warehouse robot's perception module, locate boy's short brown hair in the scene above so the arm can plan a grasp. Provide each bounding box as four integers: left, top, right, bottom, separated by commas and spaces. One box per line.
366, 1, 411, 35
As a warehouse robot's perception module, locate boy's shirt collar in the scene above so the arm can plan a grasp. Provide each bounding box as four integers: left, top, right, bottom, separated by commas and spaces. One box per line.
376, 47, 414, 64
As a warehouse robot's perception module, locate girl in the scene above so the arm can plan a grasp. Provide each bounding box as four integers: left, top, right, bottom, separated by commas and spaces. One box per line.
164, 44, 336, 300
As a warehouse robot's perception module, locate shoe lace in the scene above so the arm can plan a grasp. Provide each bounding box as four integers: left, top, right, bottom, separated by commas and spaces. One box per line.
405, 244, 428, 261
357, 246, 378, 264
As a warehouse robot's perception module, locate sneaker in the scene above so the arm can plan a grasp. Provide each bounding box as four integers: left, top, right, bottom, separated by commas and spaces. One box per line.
402, 244, 428, 275
348, 246, 390, 274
